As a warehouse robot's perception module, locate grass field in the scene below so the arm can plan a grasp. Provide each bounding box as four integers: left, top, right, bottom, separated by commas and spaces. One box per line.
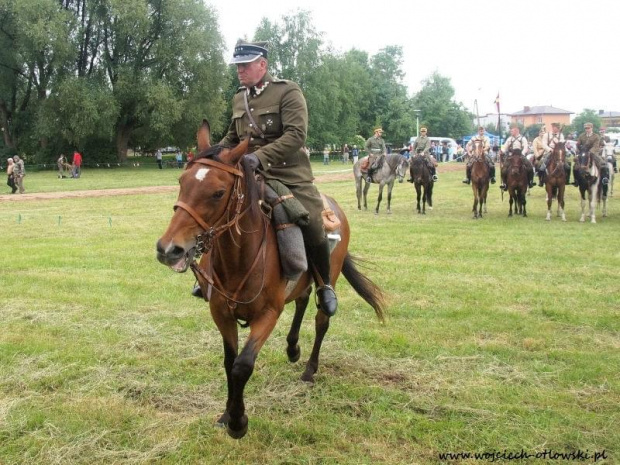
1, 162, 618, 464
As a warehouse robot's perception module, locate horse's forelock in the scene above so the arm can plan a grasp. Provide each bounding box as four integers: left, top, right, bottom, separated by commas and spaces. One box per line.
195, 144, 225, 162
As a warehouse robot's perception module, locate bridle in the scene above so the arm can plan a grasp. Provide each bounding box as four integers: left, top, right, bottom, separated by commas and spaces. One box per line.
174, 157, 269, 308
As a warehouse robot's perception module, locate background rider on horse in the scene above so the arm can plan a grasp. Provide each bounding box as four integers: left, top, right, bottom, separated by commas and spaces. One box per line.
462, 126, 496, 185
365, 127, 387, 183
538, 122, 571, 186
409, 127, 438, 182
574, 122, 609, 187
499, 124, 535, 191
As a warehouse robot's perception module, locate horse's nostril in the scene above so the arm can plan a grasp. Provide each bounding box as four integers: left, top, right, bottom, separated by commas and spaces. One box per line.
156, 239, 166, 255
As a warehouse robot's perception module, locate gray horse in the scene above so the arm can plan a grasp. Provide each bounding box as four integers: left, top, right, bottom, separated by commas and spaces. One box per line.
353, 154, 409, 214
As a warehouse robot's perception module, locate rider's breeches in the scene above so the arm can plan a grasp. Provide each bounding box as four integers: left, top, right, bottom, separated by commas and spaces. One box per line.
288, 182, 327, 247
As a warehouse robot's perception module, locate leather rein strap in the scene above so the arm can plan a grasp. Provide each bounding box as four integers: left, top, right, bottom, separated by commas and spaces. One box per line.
175, 157, 269, 309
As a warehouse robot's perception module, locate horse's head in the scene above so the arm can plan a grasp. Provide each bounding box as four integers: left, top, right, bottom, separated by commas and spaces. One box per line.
396, 155, 409, 183
156, 120, 251, 272
552, 142, 566, 163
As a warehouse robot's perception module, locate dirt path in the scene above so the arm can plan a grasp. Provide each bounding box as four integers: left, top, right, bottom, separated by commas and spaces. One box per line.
0, 163, 464, 202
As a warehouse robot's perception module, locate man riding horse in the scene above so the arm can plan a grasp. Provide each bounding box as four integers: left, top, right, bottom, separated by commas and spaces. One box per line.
599, 127, 618, 174
573, 122, 609, 187
192, 40, 337, 317
500, 124, 535, 190
462, 126, 496, 185
365, 127, 387, 183
409, 127, 438, 182
538, 122, 571, 186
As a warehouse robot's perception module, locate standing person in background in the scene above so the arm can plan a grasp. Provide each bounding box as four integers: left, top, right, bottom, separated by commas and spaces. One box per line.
323, 146, 330, 165
156, 149, 163, 169
57, 154, 66, 178
6, 157, 17, 194
175, 150, 183, 168
12, 155, 25, 193
351, 145, 359, 164
72, 150, 82, 178
342, 144, 350, 164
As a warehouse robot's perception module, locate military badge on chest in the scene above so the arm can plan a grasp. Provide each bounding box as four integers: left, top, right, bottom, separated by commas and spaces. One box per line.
262, 118, 273, 132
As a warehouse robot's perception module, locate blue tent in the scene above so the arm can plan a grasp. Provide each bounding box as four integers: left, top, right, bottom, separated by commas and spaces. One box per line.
462, 130, 502, 147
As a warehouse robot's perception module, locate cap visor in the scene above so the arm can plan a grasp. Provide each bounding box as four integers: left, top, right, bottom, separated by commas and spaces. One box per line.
229, 54, 262, 65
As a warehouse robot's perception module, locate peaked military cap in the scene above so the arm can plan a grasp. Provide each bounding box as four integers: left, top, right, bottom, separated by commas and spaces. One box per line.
230, 40, 268, 64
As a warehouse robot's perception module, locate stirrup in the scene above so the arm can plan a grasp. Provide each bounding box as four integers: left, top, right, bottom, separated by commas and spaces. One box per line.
366, 176, 373, 183
462, 178, 470, 184
316, 285, 338, 317
490, 177, 496, 184
499, 183, 507, 190
432, 175, 438, 182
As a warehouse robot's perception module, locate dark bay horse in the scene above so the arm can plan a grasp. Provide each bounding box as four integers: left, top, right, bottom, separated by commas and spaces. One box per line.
469, 140, 489, 219
505, 149, 528, 217
574, 152, 606, 223
544, 142, 567, 222
409, 155, 434, 214
156, 121, 385, 439
353, 154, 409, 214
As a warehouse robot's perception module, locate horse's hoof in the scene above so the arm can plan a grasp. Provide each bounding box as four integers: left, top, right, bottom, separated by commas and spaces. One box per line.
287, 344, 301, 363
215, 411, 230, 428
300, 370, 315, 384
226, 415, 248, 439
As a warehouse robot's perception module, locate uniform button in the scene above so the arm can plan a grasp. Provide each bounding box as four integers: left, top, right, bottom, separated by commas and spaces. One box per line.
249, 123, 253, 127
250, 108, 254, 112
267, 163, 271, 167
250, 137, 254, 141
283, 162, 286, 165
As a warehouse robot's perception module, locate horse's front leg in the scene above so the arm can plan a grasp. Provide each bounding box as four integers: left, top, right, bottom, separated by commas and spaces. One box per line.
375, 183, 384, 215
521, 192, 527, 217
226, 309, 279, 439
356, 180, 362, 211
286, 286, 311, 363
211, 310, 238, 430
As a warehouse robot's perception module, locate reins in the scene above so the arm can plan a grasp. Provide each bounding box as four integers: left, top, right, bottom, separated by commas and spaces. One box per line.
175, 157, 270, 311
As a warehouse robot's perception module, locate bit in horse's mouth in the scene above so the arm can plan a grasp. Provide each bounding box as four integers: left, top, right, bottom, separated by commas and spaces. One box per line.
170, 247, 195, 273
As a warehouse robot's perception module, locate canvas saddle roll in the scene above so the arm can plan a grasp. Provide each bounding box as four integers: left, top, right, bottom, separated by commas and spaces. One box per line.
261, 179, 341, 281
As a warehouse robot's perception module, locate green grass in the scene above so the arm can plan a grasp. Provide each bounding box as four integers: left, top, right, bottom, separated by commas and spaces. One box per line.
0, 163, 618, 464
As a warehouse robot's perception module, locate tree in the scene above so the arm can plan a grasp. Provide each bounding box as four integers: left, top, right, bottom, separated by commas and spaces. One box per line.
412, 71, 472, 139
571, 109, 602, 135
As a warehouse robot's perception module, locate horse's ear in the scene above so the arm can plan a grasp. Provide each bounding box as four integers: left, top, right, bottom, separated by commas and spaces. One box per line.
220, 137, 249, 165
197, 120, 211, 152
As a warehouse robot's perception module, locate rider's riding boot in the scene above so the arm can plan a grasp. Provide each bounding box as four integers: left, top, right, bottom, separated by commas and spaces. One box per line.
462, 165, 471, 184
500, 177, 507, 191
490, 165, 496, 184
366, 168, 374, 184
565, 165, 571, 184
572, 168, 579, 186
307, 240, 338, 317
538, 172, 545, 187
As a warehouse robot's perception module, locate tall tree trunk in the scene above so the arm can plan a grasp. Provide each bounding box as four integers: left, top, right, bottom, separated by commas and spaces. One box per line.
116, 123, 132, 162
0, 101, 16, 149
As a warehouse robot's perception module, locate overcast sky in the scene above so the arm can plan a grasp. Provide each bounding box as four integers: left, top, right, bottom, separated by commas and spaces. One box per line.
209, 0, 620, 118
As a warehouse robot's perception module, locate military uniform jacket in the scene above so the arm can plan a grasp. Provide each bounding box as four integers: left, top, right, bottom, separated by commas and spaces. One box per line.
466, 135, 490, 154
502, 135, 529, 155
413, 136, 431, 154
220, 73, 311, 185
532, 136, 545, 158
576, 132, 600, 156
542, 132, 565, 153
365, 136, 386, 155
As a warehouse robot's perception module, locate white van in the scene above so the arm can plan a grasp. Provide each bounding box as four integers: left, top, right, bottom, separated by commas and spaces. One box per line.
409, 136, 458, 161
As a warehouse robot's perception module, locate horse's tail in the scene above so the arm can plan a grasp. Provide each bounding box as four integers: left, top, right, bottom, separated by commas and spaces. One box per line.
342, 253, 386, 322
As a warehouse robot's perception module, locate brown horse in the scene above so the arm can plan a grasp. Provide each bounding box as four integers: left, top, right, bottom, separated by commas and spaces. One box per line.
409, 155, 434, 214
505, 149, 528, 217
156, 121, 385, 439
544, 142, 567, 221
469, 140, 489, 219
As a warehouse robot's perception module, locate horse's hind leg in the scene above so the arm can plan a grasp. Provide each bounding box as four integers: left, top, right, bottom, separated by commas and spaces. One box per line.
301, 311, 331, 384
286, 286, 311, 363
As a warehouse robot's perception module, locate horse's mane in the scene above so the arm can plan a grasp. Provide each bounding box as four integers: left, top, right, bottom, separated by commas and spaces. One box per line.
193, 144, 261, 220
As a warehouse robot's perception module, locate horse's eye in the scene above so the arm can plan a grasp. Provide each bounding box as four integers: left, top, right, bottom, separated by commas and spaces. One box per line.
212, 190, 225, 199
